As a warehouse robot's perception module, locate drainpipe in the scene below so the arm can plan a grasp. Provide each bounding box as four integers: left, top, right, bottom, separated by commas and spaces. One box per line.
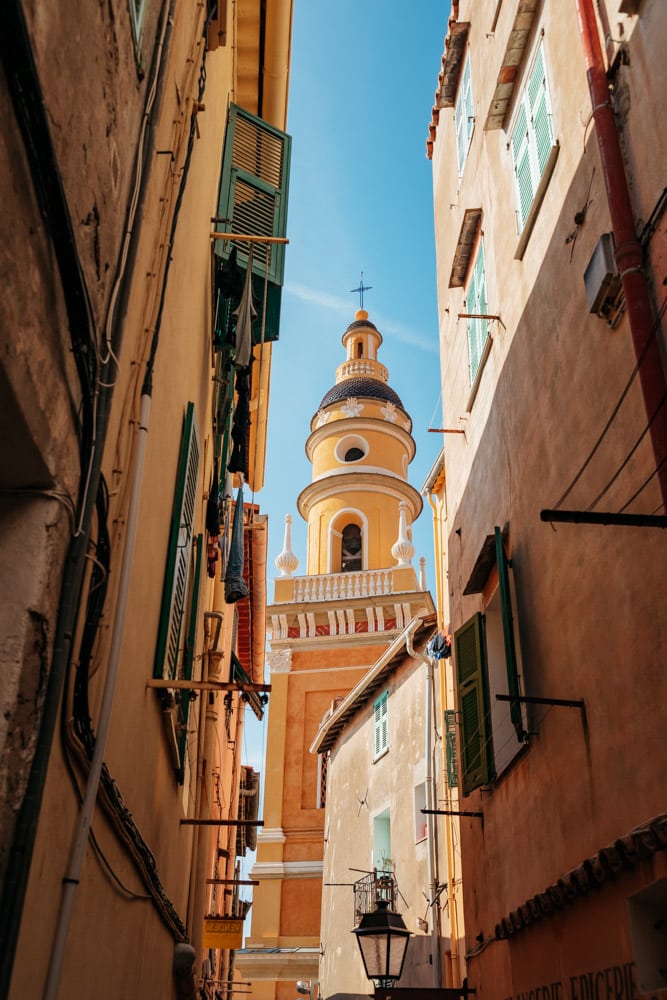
405, 621, 441, 989
575, 0, 667, 506
426, 490, 460, 984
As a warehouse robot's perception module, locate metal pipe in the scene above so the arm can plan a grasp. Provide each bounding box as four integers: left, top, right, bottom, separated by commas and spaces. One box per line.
44, 393, 152, 999
405, 621, 442, 988
575, 0, 667, 505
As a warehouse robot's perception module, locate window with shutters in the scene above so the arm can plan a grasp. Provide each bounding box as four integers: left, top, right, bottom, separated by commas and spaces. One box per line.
153, 403, 202, 777
465, 238, 488, 385
454, 526, 527, 795
510, 42, 557, 235
213, 104, 291, 348
373, 691, 389, 760
455, 54, 475, 178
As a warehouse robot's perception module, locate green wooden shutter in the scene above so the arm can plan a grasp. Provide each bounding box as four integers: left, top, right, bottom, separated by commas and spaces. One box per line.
454, 613, 494, 795
467, 239, 488, 383
445, 709, 458, 788
374, 691, 388, 756
528, 46, 553, 175
215, 104, 291, 286
455, 55, 473, 176
494, 527, 526, 742
154, 403, 200, 682
176, 532, 203, 779
511, 43, 554, 230
511, 102, 533, 229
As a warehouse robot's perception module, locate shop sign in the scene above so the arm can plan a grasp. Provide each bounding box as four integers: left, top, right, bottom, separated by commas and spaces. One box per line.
503, 961, 662, 1000
202, 916, 243, 949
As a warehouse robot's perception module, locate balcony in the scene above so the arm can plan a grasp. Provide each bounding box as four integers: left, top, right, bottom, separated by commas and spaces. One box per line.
292, 568, 394, 603
336, 359, 389, 382
353, 871, 398, 926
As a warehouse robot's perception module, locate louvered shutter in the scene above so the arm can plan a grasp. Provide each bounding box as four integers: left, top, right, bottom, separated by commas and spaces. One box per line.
455, 613, 494, 795
494, 527, 526, 742
445, 709, 459, 788
176, 532, 203, 778
374, 692, 388, 757
216, 104, 291, 286
154, 403, 200, 682
511, 103, 534, 229
455, 56, 473, 176
467, 239, 488, 383
511, 43, 555, 231
528, 46, 554, 175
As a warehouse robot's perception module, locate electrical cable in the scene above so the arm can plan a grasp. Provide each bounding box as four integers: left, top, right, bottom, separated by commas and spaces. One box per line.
553, 293, 667, 510
585, 390, 667, 512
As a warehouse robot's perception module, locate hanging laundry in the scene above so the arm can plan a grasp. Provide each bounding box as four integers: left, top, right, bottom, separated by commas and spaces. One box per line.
231, 247, 256, 368
427, 629, 452, 659
214, 247, 245, 351
224, 486, 248, 604
227, 363, 251, 477
218, 246, 244, 299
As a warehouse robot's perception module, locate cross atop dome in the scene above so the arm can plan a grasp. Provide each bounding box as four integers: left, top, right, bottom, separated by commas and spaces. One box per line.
349, 271, 373, 309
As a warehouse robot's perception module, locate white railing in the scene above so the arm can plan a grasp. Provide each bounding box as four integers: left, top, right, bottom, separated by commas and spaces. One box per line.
292, 569, 394, 603
336, 360, 389, 381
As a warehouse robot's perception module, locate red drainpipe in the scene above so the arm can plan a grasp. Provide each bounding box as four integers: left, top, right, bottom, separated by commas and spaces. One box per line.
575, 0, 667, 507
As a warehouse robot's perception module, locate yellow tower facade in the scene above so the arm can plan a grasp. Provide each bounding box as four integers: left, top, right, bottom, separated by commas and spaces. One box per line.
238, 310, 434, 1000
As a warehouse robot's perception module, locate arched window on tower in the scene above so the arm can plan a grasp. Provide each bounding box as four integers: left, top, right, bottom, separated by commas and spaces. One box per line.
341, 523, 362, 573
356, 341, 363, 358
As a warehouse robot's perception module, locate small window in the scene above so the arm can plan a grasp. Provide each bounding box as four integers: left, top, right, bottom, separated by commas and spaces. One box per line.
465, 238, 488, 384
356, 341, 363, 358
455, 53, 475, 177
334, 434, 368, 464
510, 42, 556, 232
373, 809, 392, 871
373, 691, 389, 759
341, 523, 362, 572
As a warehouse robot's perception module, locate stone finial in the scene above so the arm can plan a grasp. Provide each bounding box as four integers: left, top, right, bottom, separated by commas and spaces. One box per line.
391, 500, 415, 568
275, 514, 299, 577
419, 556, 427, 591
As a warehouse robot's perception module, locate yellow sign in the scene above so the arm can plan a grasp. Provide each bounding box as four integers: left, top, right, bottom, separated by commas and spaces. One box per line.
203, 916, 243, 949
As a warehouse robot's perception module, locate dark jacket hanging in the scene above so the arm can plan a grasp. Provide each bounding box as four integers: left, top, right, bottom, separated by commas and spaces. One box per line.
224, 485, 248, 604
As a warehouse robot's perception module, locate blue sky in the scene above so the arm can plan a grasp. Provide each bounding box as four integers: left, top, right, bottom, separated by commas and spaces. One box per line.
240, 1, 450, 895
260, 1, 450, 582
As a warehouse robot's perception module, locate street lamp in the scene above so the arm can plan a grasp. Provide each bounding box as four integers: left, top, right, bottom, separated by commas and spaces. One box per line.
352, 899, 412, 988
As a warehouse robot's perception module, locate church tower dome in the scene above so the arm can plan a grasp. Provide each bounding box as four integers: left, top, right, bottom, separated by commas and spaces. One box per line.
297, 309, 422, 580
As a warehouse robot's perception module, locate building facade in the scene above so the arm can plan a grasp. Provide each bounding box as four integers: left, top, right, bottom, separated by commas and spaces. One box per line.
311, 613, 448, 998
238, 309, 436, 999
0, 2, 292, 997
428, 0, 667, 996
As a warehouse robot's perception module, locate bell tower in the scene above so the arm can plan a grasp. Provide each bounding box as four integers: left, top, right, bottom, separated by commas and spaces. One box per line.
238, 310, 434, 999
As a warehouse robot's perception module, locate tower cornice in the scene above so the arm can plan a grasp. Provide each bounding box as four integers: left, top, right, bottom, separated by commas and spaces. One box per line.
297, 472, 423, 521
